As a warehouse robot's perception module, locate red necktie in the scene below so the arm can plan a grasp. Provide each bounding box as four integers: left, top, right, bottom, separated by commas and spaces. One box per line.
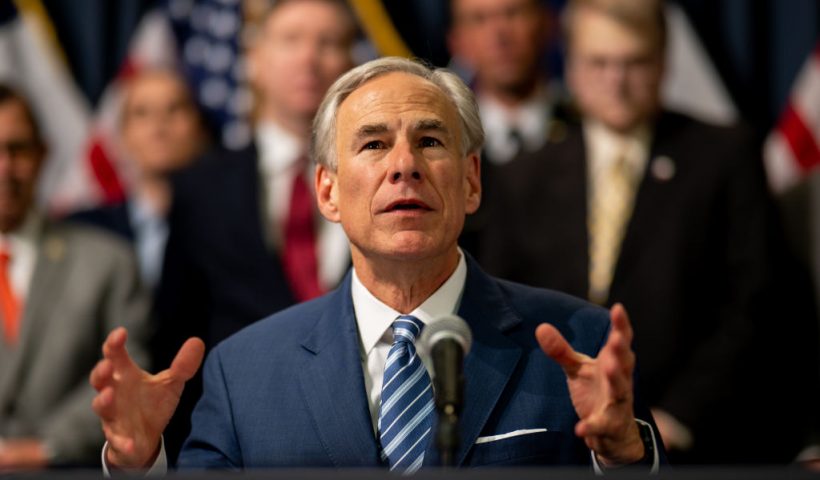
282, 166, 324, 302
0, 249, 21, 344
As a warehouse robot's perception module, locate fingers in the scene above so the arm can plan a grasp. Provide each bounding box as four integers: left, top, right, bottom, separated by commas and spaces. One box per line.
102, 327, 135, 372
92, 386, 116, 420
609, 303, 633, 343
535, 323, 586, 376
89, 358, 114, 391
169, 337, 205, 382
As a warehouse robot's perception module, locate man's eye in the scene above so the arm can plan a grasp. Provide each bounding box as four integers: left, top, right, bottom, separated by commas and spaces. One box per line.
363, 140, 384, 150
419, 137, 442, 148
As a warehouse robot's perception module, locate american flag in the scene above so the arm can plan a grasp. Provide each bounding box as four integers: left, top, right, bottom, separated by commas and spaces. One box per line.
764, 40, 820, 194
58, 0, 253, 213
167, 0, 252, 151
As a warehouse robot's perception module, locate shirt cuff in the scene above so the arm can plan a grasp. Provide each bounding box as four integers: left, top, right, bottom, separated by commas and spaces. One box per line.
101, 437, 167, 477
590, 418, 660, 474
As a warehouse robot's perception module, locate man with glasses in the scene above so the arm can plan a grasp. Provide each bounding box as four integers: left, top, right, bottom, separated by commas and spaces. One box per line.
0, 84, 151, 469
479, 0, 818, 463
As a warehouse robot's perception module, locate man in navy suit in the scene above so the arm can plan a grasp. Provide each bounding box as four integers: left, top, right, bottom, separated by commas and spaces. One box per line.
91, 57, 661, 472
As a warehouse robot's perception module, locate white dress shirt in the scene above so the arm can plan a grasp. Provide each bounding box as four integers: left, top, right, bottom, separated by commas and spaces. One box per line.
255, 121, 350, 289
0, 210, 42, 304
478, 84, 554, 165
352, 251, 468, 432
127, 195, 168, 289
583, 120, 651, 204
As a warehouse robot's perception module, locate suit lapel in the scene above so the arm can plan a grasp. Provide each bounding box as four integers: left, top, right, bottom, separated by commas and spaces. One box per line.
296, 275, 381, 466
443, 256, 523, 466
552, 125, 592, 298
612, 113, 679, 300
0, 223, 70, 407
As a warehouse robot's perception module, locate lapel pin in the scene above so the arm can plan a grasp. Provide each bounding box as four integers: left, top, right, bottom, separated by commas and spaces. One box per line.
546, 120, 567, 144
651, 155, 675, 182
45, 237, 65, 262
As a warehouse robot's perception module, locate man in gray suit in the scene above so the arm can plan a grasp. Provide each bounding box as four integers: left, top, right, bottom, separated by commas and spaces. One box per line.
0, 84, 151, 469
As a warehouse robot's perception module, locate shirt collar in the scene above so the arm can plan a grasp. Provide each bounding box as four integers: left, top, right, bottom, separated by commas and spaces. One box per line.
584, 119, 652, 175
128, 193, 163, 230
255, 121, 305, 179
352, 250, 468, 355
478, 83, 553, 150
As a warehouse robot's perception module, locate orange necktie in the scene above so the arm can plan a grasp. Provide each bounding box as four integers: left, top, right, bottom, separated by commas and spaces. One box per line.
0, 249, 21, 344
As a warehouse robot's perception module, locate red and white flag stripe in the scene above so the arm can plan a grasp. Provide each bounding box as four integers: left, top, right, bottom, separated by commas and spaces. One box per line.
764, 41, 820, 194
80, 10, 178, 211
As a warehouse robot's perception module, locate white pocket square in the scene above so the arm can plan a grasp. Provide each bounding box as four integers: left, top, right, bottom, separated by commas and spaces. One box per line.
474, 428, 548, 444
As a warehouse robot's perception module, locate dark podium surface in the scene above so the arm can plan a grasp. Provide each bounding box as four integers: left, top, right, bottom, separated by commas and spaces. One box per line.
4, 468, 819, 479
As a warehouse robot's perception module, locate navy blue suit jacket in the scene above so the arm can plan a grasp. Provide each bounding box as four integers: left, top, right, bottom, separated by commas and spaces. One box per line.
178, 256, 659, 469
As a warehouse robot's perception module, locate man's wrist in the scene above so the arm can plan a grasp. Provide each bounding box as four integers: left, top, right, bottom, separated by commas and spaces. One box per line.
593, 419, 658, 473
596, 421, 645, 467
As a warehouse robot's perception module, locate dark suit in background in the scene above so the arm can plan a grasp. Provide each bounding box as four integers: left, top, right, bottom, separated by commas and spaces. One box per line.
154, 145, 299, 462
478, 110, 818, 463
69, 202, 135, 243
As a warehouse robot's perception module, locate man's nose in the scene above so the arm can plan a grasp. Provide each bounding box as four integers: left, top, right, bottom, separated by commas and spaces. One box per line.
387, 141, 422, 184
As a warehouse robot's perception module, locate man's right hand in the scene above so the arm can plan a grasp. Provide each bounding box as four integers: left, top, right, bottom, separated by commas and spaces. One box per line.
90, 327, 205, 469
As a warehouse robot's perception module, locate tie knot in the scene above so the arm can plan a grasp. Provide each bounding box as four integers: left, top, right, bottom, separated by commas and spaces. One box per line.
392, 315, 424, 344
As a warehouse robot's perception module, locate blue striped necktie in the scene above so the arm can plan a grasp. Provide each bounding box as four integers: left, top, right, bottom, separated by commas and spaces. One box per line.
378, 315, 435, 474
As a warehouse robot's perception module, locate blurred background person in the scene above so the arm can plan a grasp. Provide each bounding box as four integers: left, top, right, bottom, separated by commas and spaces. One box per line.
448, 0, 563, 254
478, 0, 818, 464
70, 68, 209, 289
0, 84, 151, 470
152, 0, 356, 463
448, 0, 558, 167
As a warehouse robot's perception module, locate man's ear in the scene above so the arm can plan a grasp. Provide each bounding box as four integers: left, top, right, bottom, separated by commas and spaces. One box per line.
464, 152, 481, 215
315, 164, 340, 223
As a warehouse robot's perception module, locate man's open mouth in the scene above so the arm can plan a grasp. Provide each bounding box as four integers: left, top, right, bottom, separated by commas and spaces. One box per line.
384, 199, 432, 212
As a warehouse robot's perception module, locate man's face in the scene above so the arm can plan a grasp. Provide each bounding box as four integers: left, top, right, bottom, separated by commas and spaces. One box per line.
449, 0, 548, 95
121, 72, 203, 176
0, 100, 44, 232
316, 72, 481, 264
250, 0, 353, 126
566, 6, 663, 132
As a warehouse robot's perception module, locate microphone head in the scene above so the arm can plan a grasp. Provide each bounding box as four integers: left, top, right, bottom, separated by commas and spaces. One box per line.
418, 314, 473, 358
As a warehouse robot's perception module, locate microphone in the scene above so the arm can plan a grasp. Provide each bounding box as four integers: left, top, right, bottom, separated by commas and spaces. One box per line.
418, 314, 472, 467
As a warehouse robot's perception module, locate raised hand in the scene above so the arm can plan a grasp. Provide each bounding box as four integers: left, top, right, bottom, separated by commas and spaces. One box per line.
90, 327, 205, 469
535, 303, 644, 466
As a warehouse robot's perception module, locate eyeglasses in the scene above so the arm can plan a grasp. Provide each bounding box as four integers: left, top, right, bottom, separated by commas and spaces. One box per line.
0, 139, 43, 159
572, 54, 660, 77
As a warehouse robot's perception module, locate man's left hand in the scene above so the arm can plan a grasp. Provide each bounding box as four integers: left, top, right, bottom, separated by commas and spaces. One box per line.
0, 438, 48, 470
535, 303, 644, 466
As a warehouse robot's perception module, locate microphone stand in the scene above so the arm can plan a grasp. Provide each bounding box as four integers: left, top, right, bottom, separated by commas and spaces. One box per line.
431, 338, 465, 468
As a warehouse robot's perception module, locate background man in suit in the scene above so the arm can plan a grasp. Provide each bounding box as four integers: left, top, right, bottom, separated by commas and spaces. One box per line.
0, 84, 151, 469
479, 0, 818, 463
91, 57, 661, 473
152, 0, 356, 462
448, 0, 556, 167
448, 0, 558, 254
71, 68, 208, 289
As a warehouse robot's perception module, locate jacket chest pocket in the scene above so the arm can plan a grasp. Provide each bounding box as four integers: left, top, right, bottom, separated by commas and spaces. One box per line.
465, 430, 586, 466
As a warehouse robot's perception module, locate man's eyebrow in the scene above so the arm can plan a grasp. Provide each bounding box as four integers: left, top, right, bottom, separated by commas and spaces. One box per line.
414, 119, 450, 136
354, 123, 388, 139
